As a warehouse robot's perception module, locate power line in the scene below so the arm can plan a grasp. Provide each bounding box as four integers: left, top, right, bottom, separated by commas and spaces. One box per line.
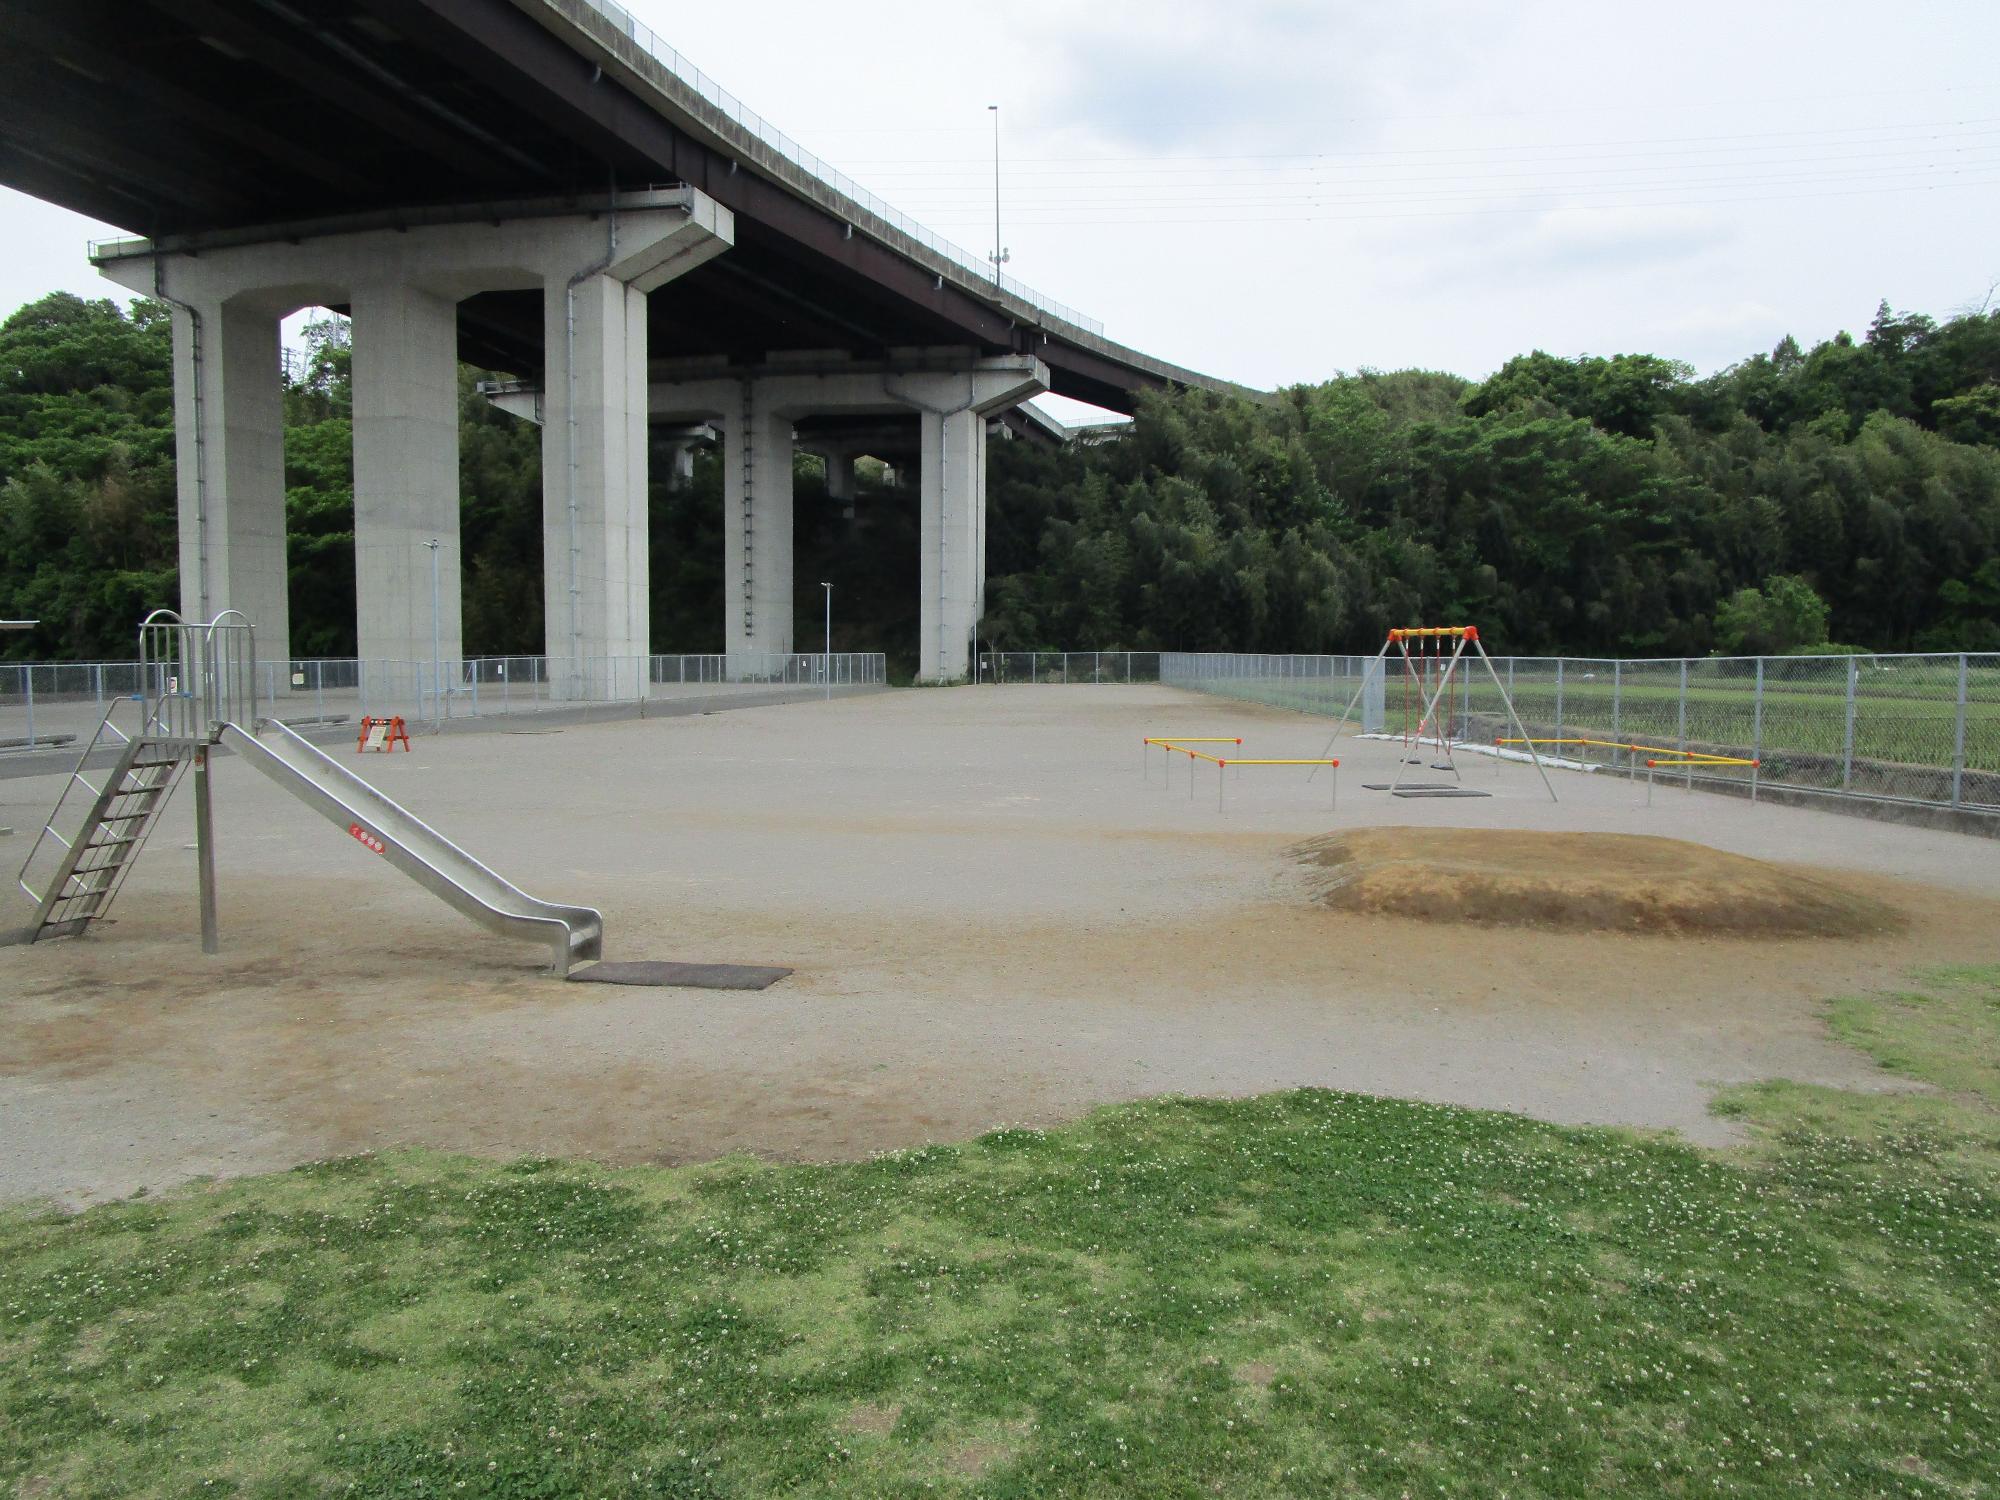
878, 145, 2000, 202
905, 176, 2000, 229
835, 118, 2000, 171
785, 82, 2000, 137
898, 172, 2000, 221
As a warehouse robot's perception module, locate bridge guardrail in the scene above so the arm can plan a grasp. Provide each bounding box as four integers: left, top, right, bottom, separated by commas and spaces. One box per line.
564, 0, 1105, 337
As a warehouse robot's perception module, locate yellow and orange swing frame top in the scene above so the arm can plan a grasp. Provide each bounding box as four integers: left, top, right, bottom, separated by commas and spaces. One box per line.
1388, 625, 1478, 642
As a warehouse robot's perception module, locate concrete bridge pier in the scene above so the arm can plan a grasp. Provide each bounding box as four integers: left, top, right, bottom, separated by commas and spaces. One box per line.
654, 430, 704, 493
537, 203, 733, 697
349, 282, 462, 674
96, 189, 733, 701
813, 447, 858, 515
888, 362, 1047, 683
646, 355, 1045, 683
722, 380, 798, 672
160, 294, 292, 663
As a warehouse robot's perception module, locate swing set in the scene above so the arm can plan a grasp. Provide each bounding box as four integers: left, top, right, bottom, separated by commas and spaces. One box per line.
1311, 626, 1560, 802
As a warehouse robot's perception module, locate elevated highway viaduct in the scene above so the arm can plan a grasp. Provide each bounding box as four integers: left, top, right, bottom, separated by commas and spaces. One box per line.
0, 0, 1256, 683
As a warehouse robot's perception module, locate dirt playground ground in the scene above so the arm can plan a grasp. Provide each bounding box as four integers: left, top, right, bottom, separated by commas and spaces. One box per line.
3, 684, 1997, 1209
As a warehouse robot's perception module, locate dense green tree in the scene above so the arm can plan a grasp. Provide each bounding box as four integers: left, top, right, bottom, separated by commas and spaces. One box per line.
982, 309, 2000, 657
1714, 575, 1832, 655
4, 290, 1998, 664
0, 294, 176, 656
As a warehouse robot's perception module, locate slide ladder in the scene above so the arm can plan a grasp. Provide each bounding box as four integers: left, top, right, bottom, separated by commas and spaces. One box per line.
11, 698, 188, 944
217, 719, 603, 974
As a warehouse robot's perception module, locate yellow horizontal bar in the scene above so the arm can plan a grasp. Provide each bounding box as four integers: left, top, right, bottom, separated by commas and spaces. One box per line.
1219, 758, 1339, 766
1497, 737, 1643, 748
1495, 736, 1759, 768
1143, 737, 1243, 744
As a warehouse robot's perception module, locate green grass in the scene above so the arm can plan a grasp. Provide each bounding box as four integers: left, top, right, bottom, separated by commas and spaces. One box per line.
3, 970, 1998, 1498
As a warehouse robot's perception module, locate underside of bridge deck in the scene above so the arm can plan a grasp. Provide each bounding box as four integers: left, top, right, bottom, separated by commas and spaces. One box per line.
1, 0, 1219, 411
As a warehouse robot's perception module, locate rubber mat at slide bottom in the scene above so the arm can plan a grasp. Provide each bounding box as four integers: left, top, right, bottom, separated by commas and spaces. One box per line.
567, 961, 793, 990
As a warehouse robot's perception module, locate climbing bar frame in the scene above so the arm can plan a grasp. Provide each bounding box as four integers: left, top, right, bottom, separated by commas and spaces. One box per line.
1143, 737, 1340, 811
1494, 736, 1762, 804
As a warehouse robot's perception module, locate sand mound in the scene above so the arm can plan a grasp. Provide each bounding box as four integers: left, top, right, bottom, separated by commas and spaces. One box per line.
1291, 828, 1903, 938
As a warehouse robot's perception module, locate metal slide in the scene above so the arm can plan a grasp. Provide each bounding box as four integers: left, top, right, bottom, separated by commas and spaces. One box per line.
217, 719, 603, 975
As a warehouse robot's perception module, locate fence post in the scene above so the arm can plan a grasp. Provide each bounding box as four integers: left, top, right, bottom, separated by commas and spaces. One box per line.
1676, 660, 1688, 758
93, 663, 103, 708
1951, 653, 1967, 808
22, 664, 32, 747
1842, 658, 1857, 790
1611, 660, 1622, 748
1753, 657, 1765, 781
1555, 659, 1564, 747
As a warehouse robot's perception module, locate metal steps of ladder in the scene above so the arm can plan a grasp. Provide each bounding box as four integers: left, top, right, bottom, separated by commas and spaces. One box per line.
11, 732, 190, 945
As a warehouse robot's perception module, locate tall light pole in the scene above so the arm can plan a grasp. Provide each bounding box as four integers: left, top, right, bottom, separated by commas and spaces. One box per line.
424, 537, 442, 721
987, 104, 1008, 285
820, 582, 833, 700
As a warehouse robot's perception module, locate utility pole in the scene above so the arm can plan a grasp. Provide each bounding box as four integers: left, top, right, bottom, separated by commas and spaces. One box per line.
988, 104, 1008, 284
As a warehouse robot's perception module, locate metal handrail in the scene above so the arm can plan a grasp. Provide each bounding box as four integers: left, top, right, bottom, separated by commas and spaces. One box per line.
84, 5, 1108, 338
16, 697, 141, 903
135, 609, 258, 744
561, 0, 1105, 336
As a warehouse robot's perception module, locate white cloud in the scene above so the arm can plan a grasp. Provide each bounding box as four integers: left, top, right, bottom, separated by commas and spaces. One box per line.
5, 0, 1998, 388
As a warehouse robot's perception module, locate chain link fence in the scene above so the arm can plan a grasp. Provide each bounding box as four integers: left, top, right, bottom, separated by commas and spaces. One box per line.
974, 649, 1997, 824
0, 652, 887, 750
976, 651, 1163, 685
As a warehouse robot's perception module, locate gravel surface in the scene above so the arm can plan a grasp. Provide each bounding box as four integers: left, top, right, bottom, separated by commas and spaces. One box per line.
3, 684, 1996, 1208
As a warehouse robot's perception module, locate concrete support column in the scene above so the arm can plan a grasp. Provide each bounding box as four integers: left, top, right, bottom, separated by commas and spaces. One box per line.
886, 358, 1046, 683
723, 381, 795, 670
541, 272, 651, 694
823, 450, 856, 504
349, 282, 461, 676
105, 186, 733, 703
662, 439, 697, 492
167, 299, 290, 659
918, 407, 985, 685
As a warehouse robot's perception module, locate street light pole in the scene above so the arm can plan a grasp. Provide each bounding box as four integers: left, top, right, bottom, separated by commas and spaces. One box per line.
987, 104, 1008, 284
821, 582, 833, 700
424, 537, 442, 722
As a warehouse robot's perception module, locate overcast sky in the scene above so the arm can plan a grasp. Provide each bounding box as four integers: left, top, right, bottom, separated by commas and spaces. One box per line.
5, 0, 1997, 413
